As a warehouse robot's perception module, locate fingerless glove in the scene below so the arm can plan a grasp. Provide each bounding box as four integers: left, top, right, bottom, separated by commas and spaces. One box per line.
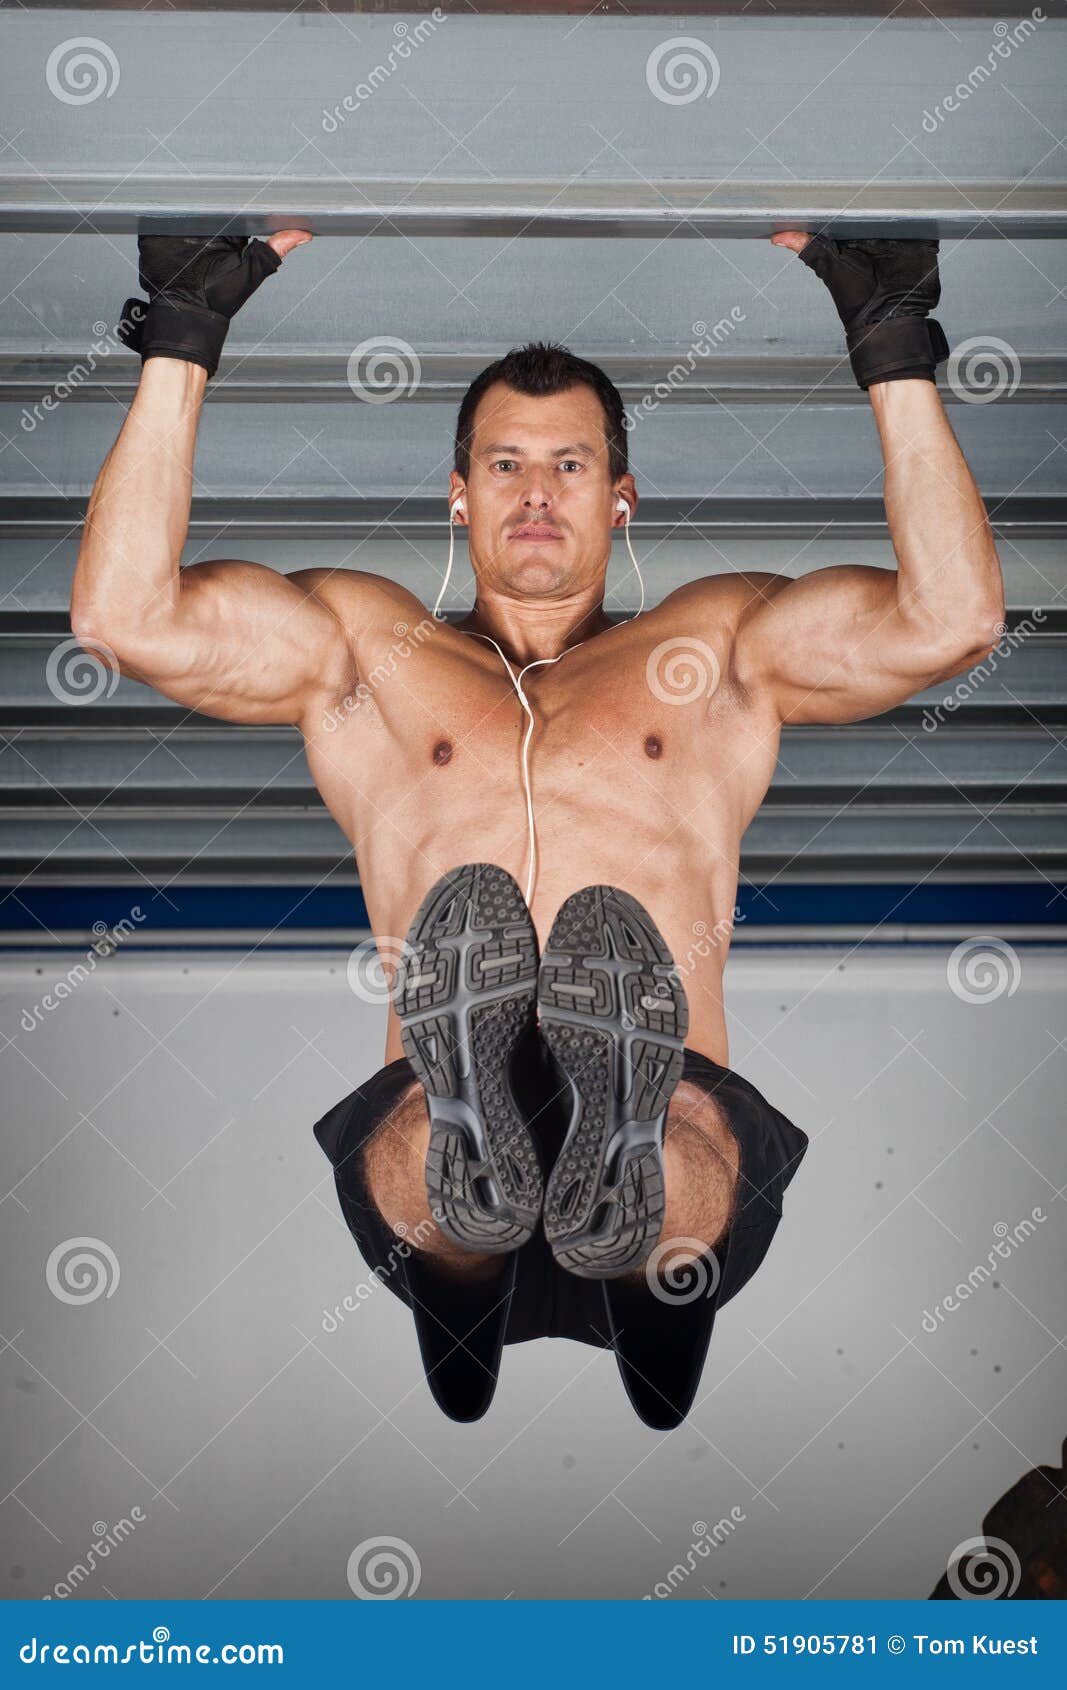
117, 235, 282, 377
798, 235, 949, 391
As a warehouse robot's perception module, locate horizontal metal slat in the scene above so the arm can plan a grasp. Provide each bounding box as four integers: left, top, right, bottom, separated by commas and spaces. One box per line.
3, 721, 1065, 795
3, 631, 1065, 714
5, 351, 1067, 406
5, 781, 1065, 815
5, 234, 1063, 361
5, 606, 1065, 639
5, 531, 1064, 615
4, 176, 1066, 239
3, 495, 1065, 540
11, 397, 1065, 507
0, 809, 1062, 884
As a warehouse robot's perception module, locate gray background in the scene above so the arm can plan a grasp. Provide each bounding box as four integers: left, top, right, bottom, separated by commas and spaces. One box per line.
2, 945, 1064, 1600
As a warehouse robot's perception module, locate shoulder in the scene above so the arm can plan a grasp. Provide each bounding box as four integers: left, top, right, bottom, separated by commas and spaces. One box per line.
649, 572, 800, 710
285, 567, 425, 627
654, 573, 797, 671
285, 568, 437, 663
657, 571, 794, 629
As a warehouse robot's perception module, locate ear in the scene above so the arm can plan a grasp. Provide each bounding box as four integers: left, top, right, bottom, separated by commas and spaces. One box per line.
613, 475, 637, 525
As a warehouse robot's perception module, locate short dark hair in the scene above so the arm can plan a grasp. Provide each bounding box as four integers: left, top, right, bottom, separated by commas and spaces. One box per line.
453, 341, 628, 486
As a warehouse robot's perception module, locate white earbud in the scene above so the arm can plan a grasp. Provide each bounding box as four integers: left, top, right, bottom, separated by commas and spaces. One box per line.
616, 496, 630, 520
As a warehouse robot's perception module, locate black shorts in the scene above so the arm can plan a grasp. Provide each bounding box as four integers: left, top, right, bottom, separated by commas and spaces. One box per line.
313, 1021, 808, 1426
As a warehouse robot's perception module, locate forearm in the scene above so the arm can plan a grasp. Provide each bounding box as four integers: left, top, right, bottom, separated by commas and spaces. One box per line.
71, 357, 208, 642
868, 379, 1005, 647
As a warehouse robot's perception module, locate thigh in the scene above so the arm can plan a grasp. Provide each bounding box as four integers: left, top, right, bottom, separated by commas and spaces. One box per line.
313, 1058, 424, 1310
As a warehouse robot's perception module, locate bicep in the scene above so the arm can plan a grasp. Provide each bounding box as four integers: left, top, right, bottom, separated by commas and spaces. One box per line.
119, 559, 355, 724
734, 566, 969, 726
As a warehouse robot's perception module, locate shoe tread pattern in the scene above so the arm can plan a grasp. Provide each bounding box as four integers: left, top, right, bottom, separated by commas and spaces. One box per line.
395, 862, 543, 1252
539, 885, 687, 1278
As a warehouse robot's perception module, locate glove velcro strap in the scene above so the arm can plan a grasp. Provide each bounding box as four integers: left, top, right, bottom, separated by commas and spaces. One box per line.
115, 298, 149, 351
120, 294, 230, 378
846, 316, 949, 391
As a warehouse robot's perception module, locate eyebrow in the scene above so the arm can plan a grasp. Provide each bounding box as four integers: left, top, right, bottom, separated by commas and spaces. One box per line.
480, 442, 599, 458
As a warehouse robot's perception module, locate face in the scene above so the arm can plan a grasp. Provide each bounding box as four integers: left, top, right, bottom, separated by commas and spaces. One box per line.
450, 380, 635, 601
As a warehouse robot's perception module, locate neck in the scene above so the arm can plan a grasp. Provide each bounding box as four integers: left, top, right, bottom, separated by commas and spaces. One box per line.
457, 584, 613, 665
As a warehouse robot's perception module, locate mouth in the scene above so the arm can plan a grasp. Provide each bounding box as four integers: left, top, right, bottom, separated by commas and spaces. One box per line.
510, 524, 563, 541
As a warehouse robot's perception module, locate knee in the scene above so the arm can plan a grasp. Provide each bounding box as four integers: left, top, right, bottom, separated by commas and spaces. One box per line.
360, 1084, 495, 1270
665, 1080, 734, 1160
360, 1082, 431, 1232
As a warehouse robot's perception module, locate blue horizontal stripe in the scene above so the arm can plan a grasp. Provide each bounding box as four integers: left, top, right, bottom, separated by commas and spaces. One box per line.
0, 882, 1065, 939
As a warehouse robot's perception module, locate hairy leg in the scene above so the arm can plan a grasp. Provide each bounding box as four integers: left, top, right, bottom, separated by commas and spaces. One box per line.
663, 1079, 740, 1243
620, 1079, 740, 1284
360, 1080, 507, 1282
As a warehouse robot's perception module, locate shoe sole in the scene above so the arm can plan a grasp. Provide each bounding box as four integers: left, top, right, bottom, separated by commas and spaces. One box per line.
539, 886, 688, 1279
393, 862, 543, 1254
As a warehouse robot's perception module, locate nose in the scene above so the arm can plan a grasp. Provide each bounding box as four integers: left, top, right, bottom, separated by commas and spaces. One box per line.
521, 482, 553, 513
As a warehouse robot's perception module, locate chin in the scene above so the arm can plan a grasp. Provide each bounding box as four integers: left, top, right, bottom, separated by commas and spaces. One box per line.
505, 555, 569, 596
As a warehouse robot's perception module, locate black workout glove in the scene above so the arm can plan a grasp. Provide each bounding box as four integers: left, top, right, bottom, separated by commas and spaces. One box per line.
117, 235, 282, 378
796, 236, 949, 391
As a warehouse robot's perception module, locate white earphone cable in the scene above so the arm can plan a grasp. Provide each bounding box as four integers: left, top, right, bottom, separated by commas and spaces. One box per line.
432, 513, 458, 623
435, 498, 643, 906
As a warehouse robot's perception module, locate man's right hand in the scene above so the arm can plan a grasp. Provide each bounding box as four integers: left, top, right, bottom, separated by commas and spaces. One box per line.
118, 228, 311, 377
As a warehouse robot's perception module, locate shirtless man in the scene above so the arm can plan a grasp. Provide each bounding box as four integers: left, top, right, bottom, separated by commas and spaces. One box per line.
72, 231, 1004, 1428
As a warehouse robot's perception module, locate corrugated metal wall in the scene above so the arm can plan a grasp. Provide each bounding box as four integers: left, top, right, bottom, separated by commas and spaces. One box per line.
1, 6, 1065, 910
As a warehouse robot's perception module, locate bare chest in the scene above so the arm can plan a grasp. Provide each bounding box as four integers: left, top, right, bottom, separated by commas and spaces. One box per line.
309, 628, 775, 832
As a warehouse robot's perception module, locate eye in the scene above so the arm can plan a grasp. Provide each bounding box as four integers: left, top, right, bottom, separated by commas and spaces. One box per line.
559, 460, 583, 473
491, 459, 517, 472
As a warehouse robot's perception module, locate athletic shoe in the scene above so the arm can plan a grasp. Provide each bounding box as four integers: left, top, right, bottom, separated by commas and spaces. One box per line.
538, 885, 688, 1278
393, 862, 544, 1254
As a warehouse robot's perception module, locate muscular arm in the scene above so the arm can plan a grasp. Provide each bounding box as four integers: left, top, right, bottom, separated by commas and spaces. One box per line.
734, 378, 1006, 725
70, 357, 356, 727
